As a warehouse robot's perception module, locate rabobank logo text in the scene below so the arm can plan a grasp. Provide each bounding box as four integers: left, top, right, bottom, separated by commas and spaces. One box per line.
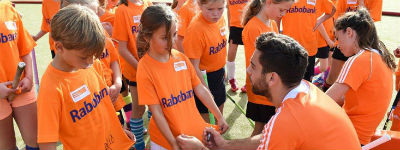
287, 6, 316, 14
0, 33, 17, 44
229, 0, 248, 5
161, 90, 194, 108
209, 39, 226, 55
70, 88, 109, 123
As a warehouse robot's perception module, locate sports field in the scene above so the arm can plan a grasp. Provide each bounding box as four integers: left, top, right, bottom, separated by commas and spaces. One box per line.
11, 0, 400, 149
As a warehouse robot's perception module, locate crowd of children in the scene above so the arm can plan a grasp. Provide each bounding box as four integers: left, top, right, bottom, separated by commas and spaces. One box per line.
1, 0, 398, 149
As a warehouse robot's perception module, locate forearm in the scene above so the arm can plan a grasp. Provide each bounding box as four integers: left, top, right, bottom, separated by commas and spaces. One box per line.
221, 134, 262, 150
39, 142, 57, 150
33, 30, 47, 41
21, 53, 33, 80
149, 105, 178, 147
194, 85, 222, 120
111, 61, 122, 87
317, 23, 331, 43
118, 42, 138, 69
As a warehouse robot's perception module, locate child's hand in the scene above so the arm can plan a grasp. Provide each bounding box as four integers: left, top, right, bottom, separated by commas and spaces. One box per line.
0, 81, 16, 99
177, 134, 207, 150
327, 39, 335, 48
18, 77, 33, 93
109, 84, 121, 102
393, 48, 400, 58
124, 129, 136, 142
217, 118, 229, 134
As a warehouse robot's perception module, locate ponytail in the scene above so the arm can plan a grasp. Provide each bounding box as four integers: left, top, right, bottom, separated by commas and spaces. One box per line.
242, 0, 263, 26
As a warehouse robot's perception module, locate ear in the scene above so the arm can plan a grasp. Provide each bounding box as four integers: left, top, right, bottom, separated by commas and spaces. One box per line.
268, 72, 279, 86
345, 27, 354, 38
54, 41, 64, 54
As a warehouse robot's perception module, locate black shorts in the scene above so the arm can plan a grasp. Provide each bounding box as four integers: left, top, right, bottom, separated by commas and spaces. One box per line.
332, 47, 349, 61
246, 101, 276, 123
303, 55, 316, 81
195, 68, 226, 113
125, 78, 137, 86
316, 46, 329, 59
228, 26, 244, 45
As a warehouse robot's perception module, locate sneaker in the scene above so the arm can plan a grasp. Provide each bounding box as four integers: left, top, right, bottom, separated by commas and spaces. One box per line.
241, 85, 247, 93
229, 79, 239, 92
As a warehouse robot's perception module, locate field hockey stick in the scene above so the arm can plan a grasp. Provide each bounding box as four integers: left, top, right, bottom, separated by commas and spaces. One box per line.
226, 94, 255, 128
32, 49, 40, 93
8, 62, 26, 102
361, 134, 391, 150
383, 90, 400, 130
201, 70, 216, 125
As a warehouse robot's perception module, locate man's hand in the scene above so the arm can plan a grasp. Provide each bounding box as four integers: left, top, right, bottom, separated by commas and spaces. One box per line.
177, 134, 207, 150
203, 127, 227, 149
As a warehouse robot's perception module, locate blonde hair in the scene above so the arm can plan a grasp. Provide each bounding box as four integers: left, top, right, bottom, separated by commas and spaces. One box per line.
51, 4, 105, 58
242, 0, 295, 26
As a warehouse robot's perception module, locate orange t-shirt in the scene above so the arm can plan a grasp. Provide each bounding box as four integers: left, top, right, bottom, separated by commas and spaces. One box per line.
112, 0, 152, 81
257, 81, 361, 150
137, 50, 211, 149
316, 0, 335, 48
37, 61, 134, 150
227, 0, 248, 28
98, 34, 125, 111
183, 13, 227, 73
177, 0, 197, 37
282, 0, 334, 56
100, 10, 115, 26
337, 49, 393, 145
335, 0, 382, 22
41, 0, 60, 52
396, 59, 400, 91
242, 17, 277, 105
0, 2, 36, 83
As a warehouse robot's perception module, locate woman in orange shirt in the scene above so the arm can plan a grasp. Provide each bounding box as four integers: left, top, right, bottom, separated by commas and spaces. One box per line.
241, 0, 294, 136
183, 0, 227, 122
0, 1, 38, 150
136, 5, 228, 149
112, 0, 152, 149
326, 8, 396, 145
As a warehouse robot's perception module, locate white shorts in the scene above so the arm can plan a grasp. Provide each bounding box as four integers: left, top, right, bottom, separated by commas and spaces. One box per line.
151, 141, 167, 150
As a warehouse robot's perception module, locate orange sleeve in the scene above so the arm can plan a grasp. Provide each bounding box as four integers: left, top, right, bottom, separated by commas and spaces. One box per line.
107, 38, 119, 63
177, 8, 189, 37
366, 0, 382, 22
40, 2, 50, 32
184, 54, 201, 88
183, 29, 205, 59
112, 8, 128, 42
259, 110, 303, 150
322, 0, 335, 14
137, 61, 160, 105
37, 79, 62, 143
334, 0, 345, 19
336, 54, 370, 91
17, 10, 36, 56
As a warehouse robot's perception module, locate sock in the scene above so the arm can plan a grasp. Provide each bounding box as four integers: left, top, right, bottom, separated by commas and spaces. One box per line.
25, 145, 39, 150
130, 118, 145, 150
123, 95, 132, 104
147, 110, 152, 120
226, 61, 235, 80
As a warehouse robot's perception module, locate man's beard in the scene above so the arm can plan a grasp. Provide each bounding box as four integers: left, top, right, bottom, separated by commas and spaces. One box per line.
251, 74, 272, 100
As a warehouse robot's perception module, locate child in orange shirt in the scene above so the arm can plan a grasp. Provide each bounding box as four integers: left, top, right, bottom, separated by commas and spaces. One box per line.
280, 0, 335, 81
112, 0, 152, 149
183, 0, 227, 122
241, 0, 294, 136
32, 0, 60, 58
37, 5, 134, 150
226, 0, 248, 92
136, 5, 228, 149
175, 0, 197, 53
0, 1, 38, 150
326, 8, 396, 145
